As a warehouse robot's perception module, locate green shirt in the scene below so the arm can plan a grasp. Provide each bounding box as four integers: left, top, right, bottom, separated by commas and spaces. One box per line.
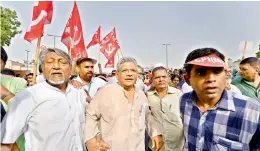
0, 75, 27, 151
231, 77, 260, 100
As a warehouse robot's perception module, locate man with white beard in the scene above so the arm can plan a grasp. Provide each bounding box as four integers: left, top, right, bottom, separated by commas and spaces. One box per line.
1, 48, 87, 151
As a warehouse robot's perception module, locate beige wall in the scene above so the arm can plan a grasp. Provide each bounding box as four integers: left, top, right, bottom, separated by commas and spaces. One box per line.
5, 60, 34, 73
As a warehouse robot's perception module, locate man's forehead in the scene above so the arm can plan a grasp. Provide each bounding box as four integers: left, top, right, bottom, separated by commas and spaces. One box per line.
192, 65, 224, 70
44, 52, 66, 59
80, 60, 94, 66
153, 69, 168, 76
119, 62, 137, 68
239, 63, 250, 68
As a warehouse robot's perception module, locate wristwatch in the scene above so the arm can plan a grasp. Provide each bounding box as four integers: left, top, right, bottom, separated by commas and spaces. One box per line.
1, 92, 11, 100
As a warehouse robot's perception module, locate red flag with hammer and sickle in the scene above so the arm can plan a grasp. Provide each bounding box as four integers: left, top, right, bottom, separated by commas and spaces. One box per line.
100, 28, 120, 60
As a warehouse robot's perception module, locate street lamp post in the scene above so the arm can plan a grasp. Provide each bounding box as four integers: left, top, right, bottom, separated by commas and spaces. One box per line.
163, 44, 171, 68
25, 49, 30, 71
46, 34, 62, 48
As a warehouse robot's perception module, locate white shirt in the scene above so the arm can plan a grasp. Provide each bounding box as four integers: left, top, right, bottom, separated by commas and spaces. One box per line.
181, 82, 193, 93
229, 84, 242, 95
75, 76, 106, 98
36, 74, 46, 83
1, 82, 87, 151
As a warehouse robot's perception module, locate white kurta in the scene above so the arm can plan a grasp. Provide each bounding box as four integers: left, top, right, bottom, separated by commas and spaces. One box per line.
1, 82, 87, 151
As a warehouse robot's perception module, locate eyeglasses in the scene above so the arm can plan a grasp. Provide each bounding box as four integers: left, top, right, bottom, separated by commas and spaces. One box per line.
119, 69, 137, 74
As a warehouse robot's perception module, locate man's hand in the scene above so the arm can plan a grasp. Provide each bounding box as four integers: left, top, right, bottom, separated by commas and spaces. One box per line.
96, 136, 110, 151
0, 83, 9, 95
151, 135, 163, 151
69, 80, 83, 89
0, 84, 14, 104
1, 144, 13, 151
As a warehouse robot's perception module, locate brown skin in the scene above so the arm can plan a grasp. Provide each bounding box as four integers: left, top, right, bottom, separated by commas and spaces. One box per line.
137, 67, 144, 79
116, 62, 138, 91
239, 63, 260, 87
98, 63, 102, 74
0, 83, 15, 104
171, 77, 180, 88
0, 58, 15, 104
42, 52, 71, 93
225, 66, 232, 90
186, 64, 226, 113
26, 75, 35, 86
77, 60, 94, 84
0, 59, 5, 71
152, 69, 169, 99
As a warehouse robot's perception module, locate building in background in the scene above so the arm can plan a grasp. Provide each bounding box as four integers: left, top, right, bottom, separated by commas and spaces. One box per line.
5, 60, 34, 77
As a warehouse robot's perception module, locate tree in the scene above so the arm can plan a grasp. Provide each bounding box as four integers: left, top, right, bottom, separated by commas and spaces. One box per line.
1, 6, 22, 46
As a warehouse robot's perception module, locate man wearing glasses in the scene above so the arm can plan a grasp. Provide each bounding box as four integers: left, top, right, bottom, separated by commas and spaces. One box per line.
180, 48, 260, 150
147, 64, 184, 151
84, 57, 163, 151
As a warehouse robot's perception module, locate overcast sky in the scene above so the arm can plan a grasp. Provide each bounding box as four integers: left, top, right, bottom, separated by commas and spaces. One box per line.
1, 1, 260, 71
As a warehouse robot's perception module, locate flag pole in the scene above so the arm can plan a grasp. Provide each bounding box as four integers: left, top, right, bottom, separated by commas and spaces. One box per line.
98, 44, 103, 74
117, 51, 120, 60
98, 45, 101, 63
69, 37, 73, 58
119, 48, 123, 57
98, 27, 101, 63
32, 37, 42, 84
242, 41, 247, 60
70, 38, 77, 75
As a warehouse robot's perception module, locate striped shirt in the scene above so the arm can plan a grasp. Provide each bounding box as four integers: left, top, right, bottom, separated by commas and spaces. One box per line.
180, 90, 260, 151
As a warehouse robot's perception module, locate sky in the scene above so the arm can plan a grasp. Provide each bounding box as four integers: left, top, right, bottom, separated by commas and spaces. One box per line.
1, 1, 260, 72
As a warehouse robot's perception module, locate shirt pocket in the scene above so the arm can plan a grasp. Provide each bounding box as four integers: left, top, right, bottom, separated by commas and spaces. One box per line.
212, 136, 244, 151
139, 104, 148, 131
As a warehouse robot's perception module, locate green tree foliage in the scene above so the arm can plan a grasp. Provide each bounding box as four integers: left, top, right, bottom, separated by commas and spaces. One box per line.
1, 6, 22, 46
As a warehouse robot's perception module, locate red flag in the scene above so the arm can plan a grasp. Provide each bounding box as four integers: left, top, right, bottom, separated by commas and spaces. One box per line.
86, 26, 101, 49
24, 1, 53, 42
61, 2, 87, 60
100, 28, 120, 60
105, 56, 115, 68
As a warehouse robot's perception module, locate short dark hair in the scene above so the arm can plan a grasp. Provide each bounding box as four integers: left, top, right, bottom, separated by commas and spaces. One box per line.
240, 57, 259, 68
1, 68, 16, 76
111, 70, 116, 75
171, 74, 181, 81
152, 66, 167, 76
1, 47, 8, 64
184, 48, 225, 76
179, 69, 186, 75
38, 64, 43, 73
26, 73, 33, 77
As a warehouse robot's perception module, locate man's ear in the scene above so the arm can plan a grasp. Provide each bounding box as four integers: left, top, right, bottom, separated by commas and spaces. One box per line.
184, 74, 191, 86
115, 71, 119, 81
75, 66, 79, 73
255, 64, 260, 75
